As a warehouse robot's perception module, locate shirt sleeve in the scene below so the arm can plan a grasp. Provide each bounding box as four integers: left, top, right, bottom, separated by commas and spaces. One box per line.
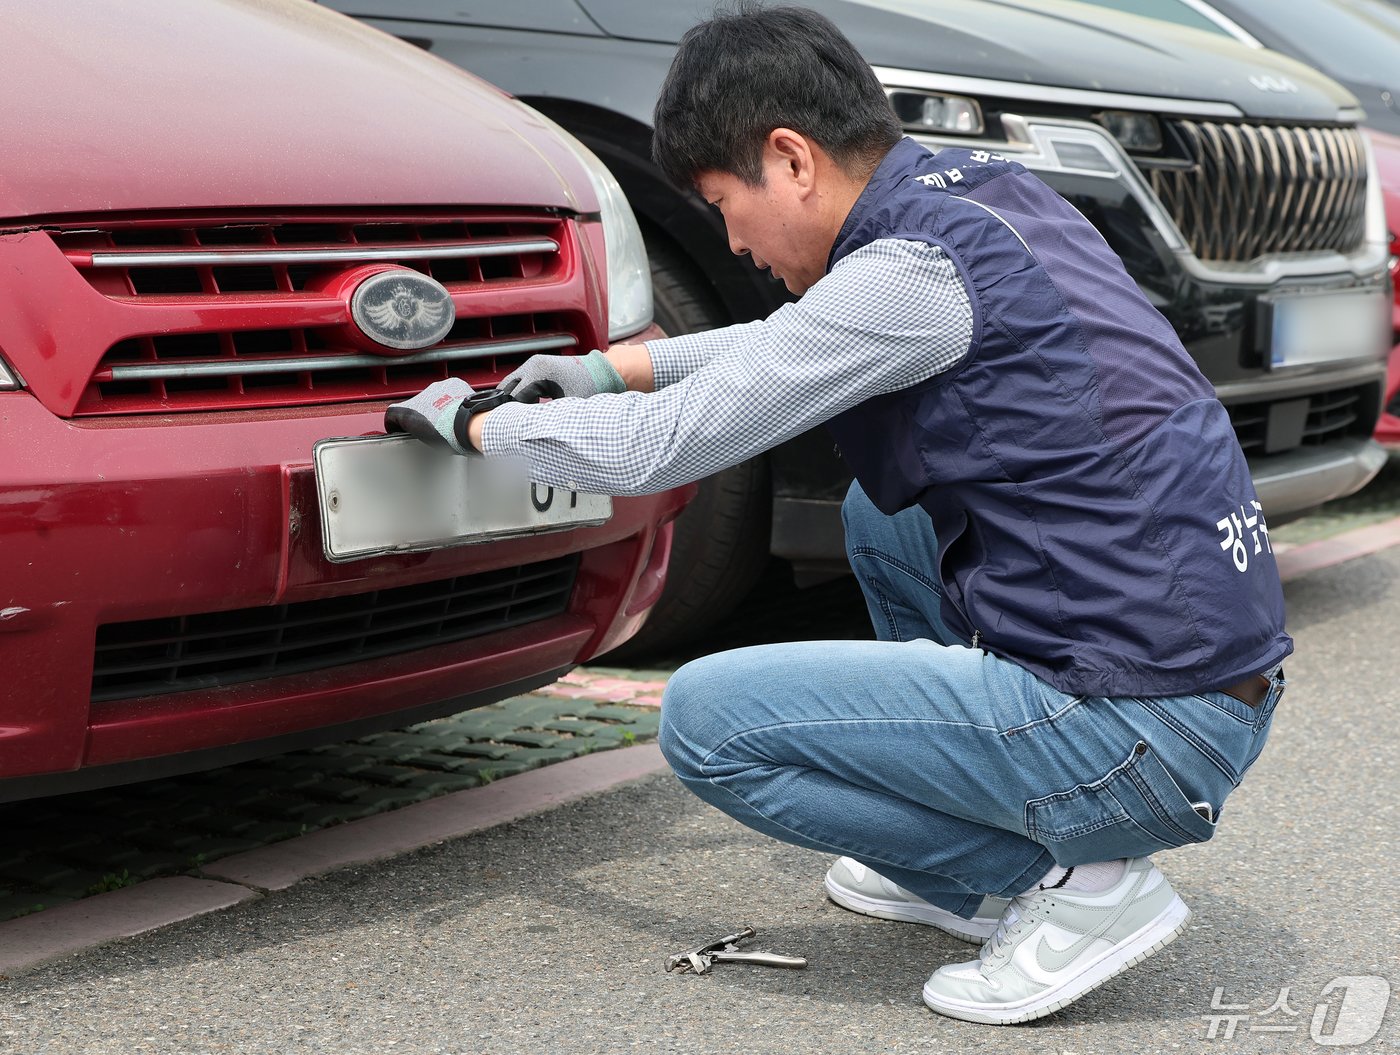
644, 319, 765, 389
481, 238, 974, 497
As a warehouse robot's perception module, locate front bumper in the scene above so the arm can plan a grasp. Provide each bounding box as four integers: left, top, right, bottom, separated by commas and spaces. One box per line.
0, 370, 691, 794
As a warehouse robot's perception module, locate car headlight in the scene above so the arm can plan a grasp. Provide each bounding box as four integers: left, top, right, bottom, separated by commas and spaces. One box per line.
531, 112, 653, 343
0, 352, 22, 390
1361, 132, 1389, 256
887, 89, 984, 136
1095, 111, 1163, 154
583, 148, 654, 341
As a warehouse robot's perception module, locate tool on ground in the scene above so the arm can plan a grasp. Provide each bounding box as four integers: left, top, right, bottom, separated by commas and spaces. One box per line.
664, 927, 808, 975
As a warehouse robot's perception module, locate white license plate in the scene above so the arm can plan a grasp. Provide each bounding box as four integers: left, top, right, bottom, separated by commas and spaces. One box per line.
1268, 288, 1387, 369
313, 434, 612, 563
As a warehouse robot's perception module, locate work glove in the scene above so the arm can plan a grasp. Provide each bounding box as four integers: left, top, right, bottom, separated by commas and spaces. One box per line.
500, 349, 626, 403
384, 377, 476, 454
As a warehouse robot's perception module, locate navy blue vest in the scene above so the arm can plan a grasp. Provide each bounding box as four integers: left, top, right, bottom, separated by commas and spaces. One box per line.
827, 138, 1292, 696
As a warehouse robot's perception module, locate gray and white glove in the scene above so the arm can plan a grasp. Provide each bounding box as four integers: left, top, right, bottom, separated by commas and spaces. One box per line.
384, 377, 476, 454
500, 349, 626, 403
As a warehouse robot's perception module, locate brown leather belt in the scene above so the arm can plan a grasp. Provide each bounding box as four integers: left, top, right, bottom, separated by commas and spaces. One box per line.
1219, 673, 1273, 709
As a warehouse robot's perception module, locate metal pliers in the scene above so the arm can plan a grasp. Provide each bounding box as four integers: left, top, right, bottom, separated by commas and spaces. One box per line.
664, 927, 807, 975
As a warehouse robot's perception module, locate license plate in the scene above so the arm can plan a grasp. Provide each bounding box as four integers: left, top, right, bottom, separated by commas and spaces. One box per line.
1267, 288, 1387, 369
312, 434, 612, 563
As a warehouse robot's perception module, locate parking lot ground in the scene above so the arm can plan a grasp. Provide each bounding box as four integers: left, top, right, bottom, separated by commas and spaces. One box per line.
1, 543, 1398, 1053
1270, 453, 1400, 546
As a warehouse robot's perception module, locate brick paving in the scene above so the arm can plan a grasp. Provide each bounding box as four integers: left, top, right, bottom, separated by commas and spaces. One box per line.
0, 687, 662, 923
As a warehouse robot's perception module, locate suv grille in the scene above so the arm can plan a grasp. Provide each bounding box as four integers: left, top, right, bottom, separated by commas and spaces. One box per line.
54, 213, 593, 416
1146, 122, 1367, 263
91, 555, 579, 703
1226, 385, 1375, 455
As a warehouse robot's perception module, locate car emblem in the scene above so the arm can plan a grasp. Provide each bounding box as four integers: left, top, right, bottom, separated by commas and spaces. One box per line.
350, 270, 456, 350
1248, 74, 1299, 94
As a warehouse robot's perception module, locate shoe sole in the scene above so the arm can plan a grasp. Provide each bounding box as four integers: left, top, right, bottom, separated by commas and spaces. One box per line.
921, 892, 1192, 1024
824, 873, 998, 944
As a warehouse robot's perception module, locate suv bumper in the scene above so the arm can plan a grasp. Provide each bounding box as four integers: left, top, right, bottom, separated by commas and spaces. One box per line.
0, 372, 691, 795
1250, 437, 1388, 519
770, 417, 1388, 570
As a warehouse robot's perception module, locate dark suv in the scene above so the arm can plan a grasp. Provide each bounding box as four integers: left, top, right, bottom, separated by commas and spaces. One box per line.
329, 0, 1392, 652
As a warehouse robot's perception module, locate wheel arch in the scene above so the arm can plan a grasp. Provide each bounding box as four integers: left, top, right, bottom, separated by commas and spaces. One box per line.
518, 95, 786, 327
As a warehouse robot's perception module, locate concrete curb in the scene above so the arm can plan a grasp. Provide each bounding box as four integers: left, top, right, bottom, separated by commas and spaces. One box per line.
0, 743, 669, 976
1276, 514, 1400, 582
0, 877, 258, 977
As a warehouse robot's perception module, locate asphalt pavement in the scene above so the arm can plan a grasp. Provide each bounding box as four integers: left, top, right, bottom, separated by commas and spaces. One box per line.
2, 548, 1399, 1054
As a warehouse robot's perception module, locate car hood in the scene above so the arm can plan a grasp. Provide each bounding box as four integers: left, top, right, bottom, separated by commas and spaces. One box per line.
0, 0, 593, 223
580, 0, 1356, 122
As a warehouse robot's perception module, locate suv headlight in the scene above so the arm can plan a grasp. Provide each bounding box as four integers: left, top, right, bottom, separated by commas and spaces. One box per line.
887, 89, 984, 136
531, 112, 653, 342
1095, 111, 1163, 154
1361, 132, 1389, 256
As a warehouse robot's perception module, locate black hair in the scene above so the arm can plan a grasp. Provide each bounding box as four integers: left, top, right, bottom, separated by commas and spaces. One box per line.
652, 2, 901, 188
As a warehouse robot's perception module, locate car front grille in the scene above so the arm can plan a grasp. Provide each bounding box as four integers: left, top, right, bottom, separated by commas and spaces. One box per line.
1145, 122, 1367, 263
53, 213, 594, 415
91, 555, 580, 703
1226, 385, 1375, 455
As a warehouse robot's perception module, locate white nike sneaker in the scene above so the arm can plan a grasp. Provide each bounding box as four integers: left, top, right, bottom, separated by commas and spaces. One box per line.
921, 856, 1191, 1024
824, 857, 1010, 944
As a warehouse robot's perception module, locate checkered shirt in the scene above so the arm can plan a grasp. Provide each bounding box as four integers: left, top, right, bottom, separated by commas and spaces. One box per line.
479, 238, 974, 496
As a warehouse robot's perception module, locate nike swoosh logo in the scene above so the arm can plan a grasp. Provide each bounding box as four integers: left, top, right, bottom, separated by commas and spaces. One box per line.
1035, 929, 1102, 973
1033, 869, 1154, 973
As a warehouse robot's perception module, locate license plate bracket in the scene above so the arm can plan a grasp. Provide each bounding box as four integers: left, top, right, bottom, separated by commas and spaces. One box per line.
1261, 287, 1387, 370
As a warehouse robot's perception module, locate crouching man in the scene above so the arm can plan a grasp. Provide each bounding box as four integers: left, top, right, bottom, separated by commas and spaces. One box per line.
387, 2, 1289, 1025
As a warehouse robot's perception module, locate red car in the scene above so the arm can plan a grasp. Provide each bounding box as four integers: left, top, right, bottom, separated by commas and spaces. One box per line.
0, 2, 689, 800
1369, 128, 1400, 446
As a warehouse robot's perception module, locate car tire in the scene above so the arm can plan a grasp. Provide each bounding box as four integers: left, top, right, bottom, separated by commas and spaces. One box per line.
602, 235, 771, 661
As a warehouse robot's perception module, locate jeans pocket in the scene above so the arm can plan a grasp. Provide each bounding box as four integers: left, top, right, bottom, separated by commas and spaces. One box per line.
1025, 739, 1219, 865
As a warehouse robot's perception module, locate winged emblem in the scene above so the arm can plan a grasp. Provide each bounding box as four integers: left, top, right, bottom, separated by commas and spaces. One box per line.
365, 283, 447, 331
351, 271, 456, 351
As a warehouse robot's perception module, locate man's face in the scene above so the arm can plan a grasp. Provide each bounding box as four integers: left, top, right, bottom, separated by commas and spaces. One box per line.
696, 163, 829, 296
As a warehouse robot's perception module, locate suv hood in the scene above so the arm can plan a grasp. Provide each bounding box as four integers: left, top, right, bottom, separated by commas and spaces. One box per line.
580, 0, 1356, 122
0, 0, 592, 223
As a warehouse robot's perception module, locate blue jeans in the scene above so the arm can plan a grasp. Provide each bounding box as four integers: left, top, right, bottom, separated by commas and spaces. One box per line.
659, 481, 1284, 919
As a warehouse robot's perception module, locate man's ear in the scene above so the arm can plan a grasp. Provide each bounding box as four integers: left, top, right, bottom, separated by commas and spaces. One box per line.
765, 127, 818, 198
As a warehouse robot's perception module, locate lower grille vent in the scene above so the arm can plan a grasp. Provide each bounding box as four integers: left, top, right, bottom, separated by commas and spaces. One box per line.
92, 556, 579, 703
1227, 385, 1373, 455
